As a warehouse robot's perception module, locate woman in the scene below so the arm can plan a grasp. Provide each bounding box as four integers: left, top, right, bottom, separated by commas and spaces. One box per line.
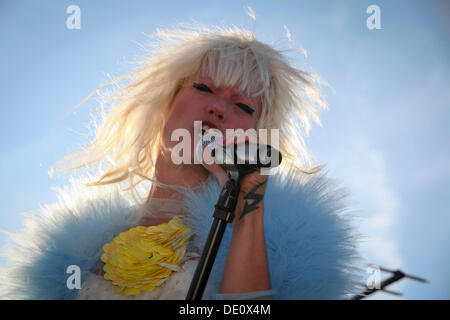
0, 24, 363, 299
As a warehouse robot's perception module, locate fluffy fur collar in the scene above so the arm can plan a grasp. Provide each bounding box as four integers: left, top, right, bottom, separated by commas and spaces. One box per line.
0, 169, 364, 299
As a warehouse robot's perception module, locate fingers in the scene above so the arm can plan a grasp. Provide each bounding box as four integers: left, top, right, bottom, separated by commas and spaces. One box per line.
199, 137, 227, 187
198, 130, 263, 187
202, 160, 228, 187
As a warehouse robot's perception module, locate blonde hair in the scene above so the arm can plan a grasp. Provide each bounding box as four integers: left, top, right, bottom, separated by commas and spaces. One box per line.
52, 23, 328, 193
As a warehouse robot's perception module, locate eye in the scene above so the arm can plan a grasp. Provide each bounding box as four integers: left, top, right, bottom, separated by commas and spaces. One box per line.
236, 103, 255, 115
193, 82, 213, 93
194, 82, 255, 115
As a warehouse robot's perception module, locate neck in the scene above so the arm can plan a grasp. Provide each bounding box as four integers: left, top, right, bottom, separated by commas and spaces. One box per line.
147, 151, 210, 202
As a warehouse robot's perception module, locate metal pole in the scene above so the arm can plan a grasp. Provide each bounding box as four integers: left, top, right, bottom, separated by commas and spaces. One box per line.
186, 170, 241, 300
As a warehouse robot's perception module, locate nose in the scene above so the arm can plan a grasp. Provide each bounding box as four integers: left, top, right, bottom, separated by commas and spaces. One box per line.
206, 103, 225, 121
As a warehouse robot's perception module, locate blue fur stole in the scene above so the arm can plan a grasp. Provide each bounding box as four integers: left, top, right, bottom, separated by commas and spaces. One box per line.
0, 170, 364, 300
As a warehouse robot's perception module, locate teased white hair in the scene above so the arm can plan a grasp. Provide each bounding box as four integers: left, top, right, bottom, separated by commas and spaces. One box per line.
52, 23, 328, 194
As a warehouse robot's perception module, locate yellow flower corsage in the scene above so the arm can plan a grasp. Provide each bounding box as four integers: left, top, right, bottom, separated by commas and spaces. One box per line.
101, 216, 191, 296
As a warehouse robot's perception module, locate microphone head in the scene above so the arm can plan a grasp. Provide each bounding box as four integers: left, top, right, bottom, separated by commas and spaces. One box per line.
224, 142, 282, 169
195, 132, 282, 171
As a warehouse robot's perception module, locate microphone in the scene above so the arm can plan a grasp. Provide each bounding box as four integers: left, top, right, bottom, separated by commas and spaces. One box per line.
196, 132, 282, 174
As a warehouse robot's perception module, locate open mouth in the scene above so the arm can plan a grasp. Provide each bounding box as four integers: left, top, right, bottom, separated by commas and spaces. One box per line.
201, 123, 209, 135
201, 122, 217, 135
200, 122, 220, 148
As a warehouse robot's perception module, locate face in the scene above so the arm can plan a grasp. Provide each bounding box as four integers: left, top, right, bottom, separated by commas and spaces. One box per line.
162, 73, 262, 160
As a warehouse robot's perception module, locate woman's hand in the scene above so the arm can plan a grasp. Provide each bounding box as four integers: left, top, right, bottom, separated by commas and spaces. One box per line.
200, 133, 269, 223
200, 132, 271, 294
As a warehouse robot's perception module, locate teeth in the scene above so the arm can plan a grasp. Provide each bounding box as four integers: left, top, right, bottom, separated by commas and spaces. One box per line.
202, 124, 210, 133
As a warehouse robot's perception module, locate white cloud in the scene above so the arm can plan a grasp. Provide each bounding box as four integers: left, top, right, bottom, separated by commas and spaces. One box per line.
246, 6, 256, 21
331, 133, 404, 269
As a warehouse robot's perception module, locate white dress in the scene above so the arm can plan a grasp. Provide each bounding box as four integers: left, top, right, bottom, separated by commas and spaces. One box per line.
76, 197, 205, 300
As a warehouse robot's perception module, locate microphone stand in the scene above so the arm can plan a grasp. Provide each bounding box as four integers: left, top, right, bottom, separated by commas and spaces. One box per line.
186, 167, 246, 300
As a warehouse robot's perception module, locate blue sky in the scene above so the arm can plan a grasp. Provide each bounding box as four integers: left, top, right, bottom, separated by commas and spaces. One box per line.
1, 0, 448, 299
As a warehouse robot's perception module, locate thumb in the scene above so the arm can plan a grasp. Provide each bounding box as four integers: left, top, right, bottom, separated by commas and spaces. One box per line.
201, 143, 228, 187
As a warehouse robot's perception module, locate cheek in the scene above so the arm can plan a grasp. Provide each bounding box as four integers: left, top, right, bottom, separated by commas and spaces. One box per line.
163, 96, 204, 140
229, 103, 261, 130
228, 114, 258, 131
166, 98, 191, 126
170, 93, 204, 121
163, 102, 187, 141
